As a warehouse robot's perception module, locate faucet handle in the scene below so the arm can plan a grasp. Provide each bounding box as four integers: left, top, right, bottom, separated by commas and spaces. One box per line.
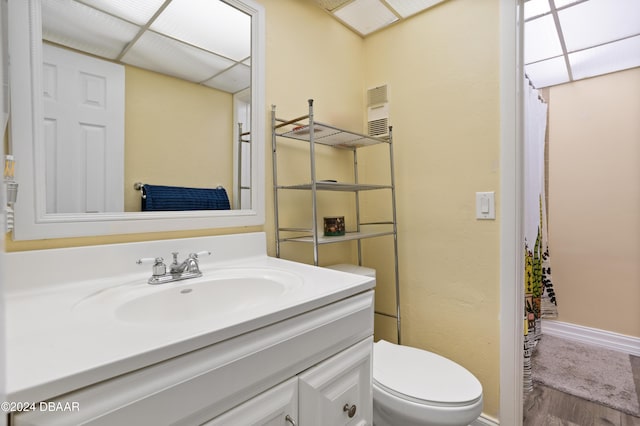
136, 257, 166, 277
190, 250, 212, 259
136, 257, 163, 265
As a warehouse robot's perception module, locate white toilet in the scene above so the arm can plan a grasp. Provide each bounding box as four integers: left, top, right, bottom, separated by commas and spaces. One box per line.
326, 265, 483, 426
373, 340, 483, 426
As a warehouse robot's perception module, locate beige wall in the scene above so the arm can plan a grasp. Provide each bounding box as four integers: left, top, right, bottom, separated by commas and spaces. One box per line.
261, 0, 366, 268
125, 66, 234, 212
362, 0, 501, 417
548, 67, 640, 338
5, 0, 505, 420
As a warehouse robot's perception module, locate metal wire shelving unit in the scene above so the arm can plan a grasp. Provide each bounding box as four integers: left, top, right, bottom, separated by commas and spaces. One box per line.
271, 99, 402, 344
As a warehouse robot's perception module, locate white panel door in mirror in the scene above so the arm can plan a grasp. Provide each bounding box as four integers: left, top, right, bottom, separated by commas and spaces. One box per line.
43, 43, 124, 213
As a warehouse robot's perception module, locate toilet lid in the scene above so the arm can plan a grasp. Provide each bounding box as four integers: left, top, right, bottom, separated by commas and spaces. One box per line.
373, 340, 482, 406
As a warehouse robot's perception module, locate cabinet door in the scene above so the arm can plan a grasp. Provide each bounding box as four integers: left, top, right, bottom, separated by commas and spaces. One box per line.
298, 337, 372, 426
202, 377, 298, 426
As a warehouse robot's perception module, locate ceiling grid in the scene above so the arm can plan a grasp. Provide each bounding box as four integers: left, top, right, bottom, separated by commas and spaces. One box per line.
42, 0, 640, 92
310, 0, 640, 89
42, 0, 252, 94
524, 0, 640, 88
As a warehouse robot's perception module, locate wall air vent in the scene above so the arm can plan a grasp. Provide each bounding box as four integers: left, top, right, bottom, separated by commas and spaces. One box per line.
367, 107, 389, 137
367, 84, 388, 106
367, 84, 389, 138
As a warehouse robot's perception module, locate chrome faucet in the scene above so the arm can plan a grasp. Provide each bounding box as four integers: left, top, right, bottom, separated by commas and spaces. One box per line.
137, 251, 211, 285
170, 252, 200, 274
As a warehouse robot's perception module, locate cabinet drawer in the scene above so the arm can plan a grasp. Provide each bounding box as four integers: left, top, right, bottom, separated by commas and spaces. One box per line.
202, 377, 297, 426
298, 337, 372, 426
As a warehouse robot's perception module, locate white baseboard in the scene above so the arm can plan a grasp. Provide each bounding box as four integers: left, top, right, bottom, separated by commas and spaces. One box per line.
471, 414, 500, 426
542, 319, 640, 356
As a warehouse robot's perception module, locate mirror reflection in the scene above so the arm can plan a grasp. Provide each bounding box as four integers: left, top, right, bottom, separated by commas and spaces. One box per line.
40, 0, 252, 214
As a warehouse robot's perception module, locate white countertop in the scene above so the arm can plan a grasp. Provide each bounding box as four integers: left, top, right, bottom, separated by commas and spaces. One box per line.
5, 233, 374, 403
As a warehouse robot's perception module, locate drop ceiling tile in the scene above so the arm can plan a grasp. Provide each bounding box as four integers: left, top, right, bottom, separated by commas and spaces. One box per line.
524, 0, 550, 20
42, 0, 139, 59
152, 0, 251, 61
311, 0, 352, 11
559, 0, 640, 52
554, 0, 584, 8
203, 64, 251, 94
78, 0, 166, 25
334, 0, 399, 36
385, 0, 445, 18
122, 31, 235, 84
524, 14, 563, 64
569, 35, 640, 80
525, 56, 569, 88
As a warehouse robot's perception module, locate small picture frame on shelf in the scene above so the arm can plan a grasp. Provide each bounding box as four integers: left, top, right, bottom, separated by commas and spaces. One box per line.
323, 216, 345, 236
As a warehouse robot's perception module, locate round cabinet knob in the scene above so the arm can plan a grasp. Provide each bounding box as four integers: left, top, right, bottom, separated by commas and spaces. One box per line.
343, 403, 357, 418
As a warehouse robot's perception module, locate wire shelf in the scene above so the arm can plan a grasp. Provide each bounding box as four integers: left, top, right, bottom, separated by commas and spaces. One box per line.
278, 182, 392, 192
281, 230, 395, 244
278, 122, 388, 148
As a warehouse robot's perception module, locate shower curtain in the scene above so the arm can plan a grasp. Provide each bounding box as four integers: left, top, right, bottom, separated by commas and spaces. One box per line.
523, 80, 558, 393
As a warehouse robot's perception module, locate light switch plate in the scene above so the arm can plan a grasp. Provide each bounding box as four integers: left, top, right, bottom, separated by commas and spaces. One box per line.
476, 191, 495, 220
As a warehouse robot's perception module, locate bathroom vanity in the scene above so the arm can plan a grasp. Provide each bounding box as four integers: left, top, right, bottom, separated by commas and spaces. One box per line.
4, 233, 374, 425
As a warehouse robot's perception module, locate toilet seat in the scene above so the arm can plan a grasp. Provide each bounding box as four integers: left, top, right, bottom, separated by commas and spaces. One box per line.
373, 340, 483, 407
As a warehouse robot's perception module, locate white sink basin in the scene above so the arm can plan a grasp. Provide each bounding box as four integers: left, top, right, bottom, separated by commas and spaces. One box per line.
73, 268, 303, 324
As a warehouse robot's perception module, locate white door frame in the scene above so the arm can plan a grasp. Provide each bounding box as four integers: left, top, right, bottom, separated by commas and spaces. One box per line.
233, 88, 251, 210
499, 0, 525, 424
0, 0, 7, 424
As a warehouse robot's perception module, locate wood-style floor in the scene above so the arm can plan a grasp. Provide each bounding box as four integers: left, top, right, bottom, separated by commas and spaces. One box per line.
523, 355, 640, 426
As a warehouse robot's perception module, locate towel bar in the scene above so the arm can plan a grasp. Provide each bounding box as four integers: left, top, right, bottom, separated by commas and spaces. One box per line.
133, 182, 224, 192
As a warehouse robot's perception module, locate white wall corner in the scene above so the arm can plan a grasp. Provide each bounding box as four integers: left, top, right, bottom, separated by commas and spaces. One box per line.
542, 320, 640, 357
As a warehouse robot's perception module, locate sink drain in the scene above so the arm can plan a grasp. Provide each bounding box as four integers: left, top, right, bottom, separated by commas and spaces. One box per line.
180, 288, 193, 294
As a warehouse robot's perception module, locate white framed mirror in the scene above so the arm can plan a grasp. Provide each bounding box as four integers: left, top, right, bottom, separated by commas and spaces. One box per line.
8, 0, 265, 240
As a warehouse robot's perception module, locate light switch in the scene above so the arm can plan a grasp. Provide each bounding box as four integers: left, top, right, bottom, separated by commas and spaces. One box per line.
481, 197, 490, 213
476, 192, 495, 220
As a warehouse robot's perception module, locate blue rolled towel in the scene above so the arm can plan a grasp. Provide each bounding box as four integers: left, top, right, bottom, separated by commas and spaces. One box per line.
141, 184, 230, 211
